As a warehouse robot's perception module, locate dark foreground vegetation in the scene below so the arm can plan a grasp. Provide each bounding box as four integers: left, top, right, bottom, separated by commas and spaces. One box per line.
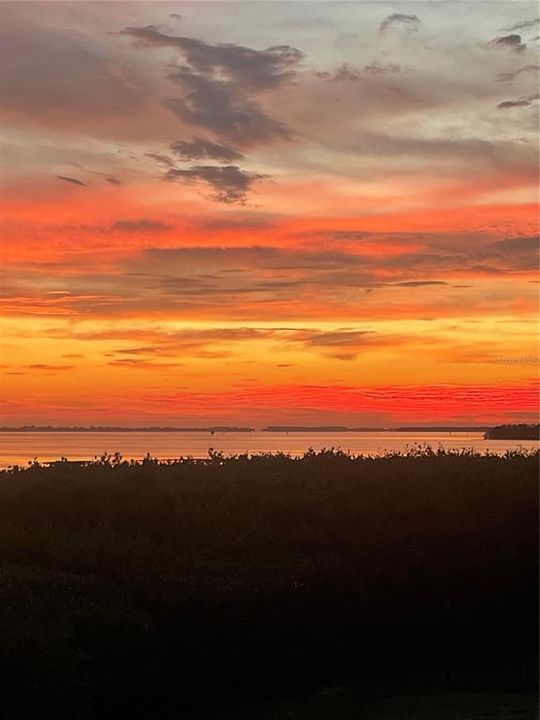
0, 448, 537, 719
484, 423, 540, 440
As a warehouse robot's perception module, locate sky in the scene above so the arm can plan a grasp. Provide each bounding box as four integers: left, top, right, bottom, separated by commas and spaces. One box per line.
0, 0, 538, 427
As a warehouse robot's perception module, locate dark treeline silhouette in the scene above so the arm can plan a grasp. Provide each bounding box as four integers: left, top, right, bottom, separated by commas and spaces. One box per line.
0, 425, 498, 433
0, 448, 537, 718
0, 425, 255, 433
485, 423, 540, 440
263, 426, 490, 433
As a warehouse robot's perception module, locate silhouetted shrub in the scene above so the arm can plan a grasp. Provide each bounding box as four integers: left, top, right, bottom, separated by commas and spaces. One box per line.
0, 448, 537, 718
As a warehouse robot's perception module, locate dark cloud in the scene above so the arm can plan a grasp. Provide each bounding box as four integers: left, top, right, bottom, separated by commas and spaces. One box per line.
501, 17, 539, 33
199, 214, 275, 231
108, 327, 277, 360
496, 64, 540, 82
108, 359, 183, 370
56, 218, 174, 234
164, 165, 266, 204
68, 164, 122, 186
315, 61, 401, 82
299, 330, 373, 347
488, 34, 526, 53
121, 27, 303, 89
145, 152, 175, 168
121, 26, 300, 145
71, 324, 406, 363
361, 60, 402, 76
25, 364, 75, 371
286, 328, 411, 361
170, 137, 244, 162
56, 175, 86, 187
496, 93, 539, 109
489, 236, 538, 252
111, 219, 174, 233
391, 281, 448, 288
164, 70, 290, 144
379, 13, 420, 34
7, 230, 537, 319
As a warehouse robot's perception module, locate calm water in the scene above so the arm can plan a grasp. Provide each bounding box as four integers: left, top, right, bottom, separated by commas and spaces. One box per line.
0, 431, 537, 468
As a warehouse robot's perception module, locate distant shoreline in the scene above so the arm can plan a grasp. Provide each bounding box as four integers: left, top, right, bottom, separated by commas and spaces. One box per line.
2, 424, 538, 438
0, 425, 491, 433
0, 426, 256, 433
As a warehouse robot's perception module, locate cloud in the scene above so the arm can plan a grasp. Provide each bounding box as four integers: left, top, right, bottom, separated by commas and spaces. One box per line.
298, 329, 373, 347
496, 93, 539, 109
170, 137, 244, 162
379, 13, 420, 34
0, 7, 148, 134
164, 165, 266, 204
352, 132, 497, 160
66, 164, 123, 187
121, 27, 303, 89
501, 17, 539, 33
4, 226, 538, 320
391, 281, 448, 287
121, 25, 300, 145
111, 219, 174, 233
106, 327, 278, 360
25, 364, 75, 371
56, 175, 86, 187
56, 218, 174, 235
488, 34, 526, 53
496, 64, 540, 82
164, 70, 291, 145
107, 359, 183, 370
145, 152, 175, 168
315, 61, 402, 82
361, 60, 402, 76
60, 324, 410, 363
488, 236, 538, 252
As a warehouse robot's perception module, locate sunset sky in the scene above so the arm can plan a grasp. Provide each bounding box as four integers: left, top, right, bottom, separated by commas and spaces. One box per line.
0, 1, 538, 427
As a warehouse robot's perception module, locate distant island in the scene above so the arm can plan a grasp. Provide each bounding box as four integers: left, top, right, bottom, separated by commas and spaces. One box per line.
263, 426, 365, 432
394, 426, 490, 432
262, 425, 489, 433
1, 425, 538, 437
484, 424, 540, 440
0, 425, 255, 433
0, 424, 515, 434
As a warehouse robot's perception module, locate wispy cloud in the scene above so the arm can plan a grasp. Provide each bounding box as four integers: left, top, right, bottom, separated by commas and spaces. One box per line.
496, 93, 539, 109
56, 175, 86, 187
170, 137, 244, 163
379, 13, 420, 34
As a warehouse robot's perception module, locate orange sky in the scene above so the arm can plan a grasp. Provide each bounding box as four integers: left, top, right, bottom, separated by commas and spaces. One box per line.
0, 1, 538, 426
